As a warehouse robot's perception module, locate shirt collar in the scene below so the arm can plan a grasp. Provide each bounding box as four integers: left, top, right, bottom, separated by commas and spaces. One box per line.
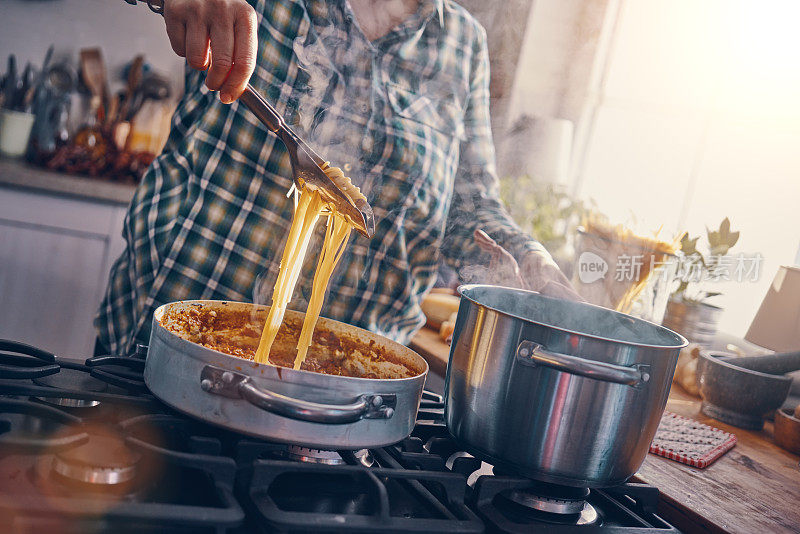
434, 0, 445, 26
333, 0, 445, 28
419, 0, 445, 27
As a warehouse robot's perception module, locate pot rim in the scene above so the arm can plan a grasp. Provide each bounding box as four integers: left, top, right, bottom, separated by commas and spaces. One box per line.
153, 300, 429, 384
457, 284, 688, 350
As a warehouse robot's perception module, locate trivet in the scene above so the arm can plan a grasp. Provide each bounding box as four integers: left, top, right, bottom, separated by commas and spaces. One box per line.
649, 411, 736, 468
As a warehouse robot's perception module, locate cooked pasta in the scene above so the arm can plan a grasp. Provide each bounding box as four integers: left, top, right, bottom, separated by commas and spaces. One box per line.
321, 162, 367, 203
253, 163, 361, 366
293, 211, 352, 369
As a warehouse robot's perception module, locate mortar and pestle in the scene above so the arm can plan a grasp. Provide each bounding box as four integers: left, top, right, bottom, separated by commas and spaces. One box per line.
697, 350, 800, 430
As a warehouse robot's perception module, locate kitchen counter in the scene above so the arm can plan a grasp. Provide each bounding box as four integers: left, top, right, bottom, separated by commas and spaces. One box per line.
409, 327, 800, 534
0, 161, 131, 356
0, 158, 137, 205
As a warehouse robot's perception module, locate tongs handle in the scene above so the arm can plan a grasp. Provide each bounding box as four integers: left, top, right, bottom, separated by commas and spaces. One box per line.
239, 85, 284, 134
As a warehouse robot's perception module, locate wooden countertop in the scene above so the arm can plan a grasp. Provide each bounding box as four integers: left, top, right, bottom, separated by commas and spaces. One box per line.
0, 158, 137, 205
409, 327, 800, 534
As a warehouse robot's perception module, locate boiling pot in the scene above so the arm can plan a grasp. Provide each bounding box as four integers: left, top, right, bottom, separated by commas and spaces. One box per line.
145, 301, 428, 449
445, 285, 687, 487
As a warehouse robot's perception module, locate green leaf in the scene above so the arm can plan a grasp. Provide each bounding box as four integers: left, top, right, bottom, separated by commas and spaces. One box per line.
680, 234, 700, 255
707, 226, 721, 249
727, 230, 740, 248
707, 217, 738, 256
719, 217, 730, 235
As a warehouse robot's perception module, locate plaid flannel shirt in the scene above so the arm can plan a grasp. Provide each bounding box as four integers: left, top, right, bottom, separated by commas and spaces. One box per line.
95, 0, 544, 355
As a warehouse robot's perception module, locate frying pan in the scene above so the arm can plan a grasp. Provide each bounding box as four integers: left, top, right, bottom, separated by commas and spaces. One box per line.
144, 300, 428, 449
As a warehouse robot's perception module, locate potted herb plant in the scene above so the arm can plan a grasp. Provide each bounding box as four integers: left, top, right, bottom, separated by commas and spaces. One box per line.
663, 218, 740, 347
499, 176, 602, 277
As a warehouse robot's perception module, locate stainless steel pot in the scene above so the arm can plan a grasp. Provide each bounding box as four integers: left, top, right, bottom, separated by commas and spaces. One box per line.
445, 285, 687, 488
145, 301, 428, 449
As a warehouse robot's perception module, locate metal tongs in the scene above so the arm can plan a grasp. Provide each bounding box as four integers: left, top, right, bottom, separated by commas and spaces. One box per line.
125, 0, 374, 238
238, 87, 374, 237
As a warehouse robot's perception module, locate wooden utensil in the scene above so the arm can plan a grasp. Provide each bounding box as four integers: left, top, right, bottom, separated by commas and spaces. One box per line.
107, 94, 120, 124
23, 45, 54, 110
79, 48, 107, 122
119, 55, 144, 121
16, 63, 33, 111
3, 55, 18, 110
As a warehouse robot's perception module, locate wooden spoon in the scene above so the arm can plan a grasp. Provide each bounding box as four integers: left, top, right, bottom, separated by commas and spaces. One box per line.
79, 48, 107, 122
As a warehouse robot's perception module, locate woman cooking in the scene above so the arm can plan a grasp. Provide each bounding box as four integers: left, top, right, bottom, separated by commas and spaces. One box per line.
95, 0, 577, 356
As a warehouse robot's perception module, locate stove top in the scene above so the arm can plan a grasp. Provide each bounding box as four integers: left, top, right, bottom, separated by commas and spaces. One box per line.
0, 339, 680, 533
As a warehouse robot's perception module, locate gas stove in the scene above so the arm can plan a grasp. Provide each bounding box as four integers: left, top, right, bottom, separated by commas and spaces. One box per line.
0, 339, 680, 533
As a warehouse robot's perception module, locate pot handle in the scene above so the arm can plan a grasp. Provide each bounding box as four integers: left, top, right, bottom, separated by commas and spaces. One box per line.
516, 341, 651, 388
199, 365, 396, 424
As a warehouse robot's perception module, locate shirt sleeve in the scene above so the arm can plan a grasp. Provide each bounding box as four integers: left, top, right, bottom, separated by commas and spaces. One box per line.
440, 25, 548, 276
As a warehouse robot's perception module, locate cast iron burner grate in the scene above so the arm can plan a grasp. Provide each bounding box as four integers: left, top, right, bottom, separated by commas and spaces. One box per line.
0, 398, 244, 533
244, 458, 484, 533
388, 400, 680, 533
0, 339, 679, 533
0, 339, 154, 407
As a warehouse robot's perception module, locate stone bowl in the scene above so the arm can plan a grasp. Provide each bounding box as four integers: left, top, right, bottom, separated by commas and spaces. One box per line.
697, 350, 793, 430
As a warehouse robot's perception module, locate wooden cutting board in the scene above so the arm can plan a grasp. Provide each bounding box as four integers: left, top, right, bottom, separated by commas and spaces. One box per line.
409, 326, 450, 377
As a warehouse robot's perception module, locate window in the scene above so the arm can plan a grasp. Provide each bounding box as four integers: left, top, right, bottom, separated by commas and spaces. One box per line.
575, 0, 800, 336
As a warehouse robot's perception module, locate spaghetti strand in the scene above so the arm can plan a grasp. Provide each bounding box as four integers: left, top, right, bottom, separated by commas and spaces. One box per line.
253, 164, 361, 366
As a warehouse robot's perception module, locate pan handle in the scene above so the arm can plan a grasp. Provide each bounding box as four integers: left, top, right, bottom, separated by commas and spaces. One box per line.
516, 341, 650, 388
200, 365, 396, 424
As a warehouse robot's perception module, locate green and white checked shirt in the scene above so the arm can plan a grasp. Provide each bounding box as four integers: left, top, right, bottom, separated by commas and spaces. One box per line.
96, 0, 544, 355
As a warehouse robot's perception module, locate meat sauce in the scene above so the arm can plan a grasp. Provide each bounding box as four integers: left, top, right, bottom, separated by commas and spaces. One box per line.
159, 303, 420, 380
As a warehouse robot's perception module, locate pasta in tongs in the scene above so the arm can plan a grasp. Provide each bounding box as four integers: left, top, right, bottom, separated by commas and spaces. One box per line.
254, 163, 366, 369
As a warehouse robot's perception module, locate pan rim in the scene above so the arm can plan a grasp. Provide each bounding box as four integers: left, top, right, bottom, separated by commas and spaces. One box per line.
153, 299, 429, 384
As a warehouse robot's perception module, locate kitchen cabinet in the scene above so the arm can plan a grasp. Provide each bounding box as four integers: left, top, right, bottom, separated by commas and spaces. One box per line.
0, 162, 133, 357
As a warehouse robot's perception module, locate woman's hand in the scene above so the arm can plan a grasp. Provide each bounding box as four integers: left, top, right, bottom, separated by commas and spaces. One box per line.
471, 229, 582, 301
473, 230, 527, 288
163, 0, 258, 103
519, 250, 584, 301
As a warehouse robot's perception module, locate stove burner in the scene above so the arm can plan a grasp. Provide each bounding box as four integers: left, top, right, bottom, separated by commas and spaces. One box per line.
284, 445, 372, 466
33, 369, 108, 407
36, 396, 100, 408
503, 483, 590, 515
503, 494, 600, 526
52, 433, 141, 485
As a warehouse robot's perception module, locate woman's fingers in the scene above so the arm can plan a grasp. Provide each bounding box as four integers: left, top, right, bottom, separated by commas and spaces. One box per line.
538, 281, 585, 302
162, 0, 257, 103
185, 18, 210, 71
165, 17, 187, 57
206, 14, 235, 91
218, 4, 258, 103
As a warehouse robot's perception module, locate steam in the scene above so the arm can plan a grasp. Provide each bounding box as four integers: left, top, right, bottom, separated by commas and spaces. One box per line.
252, 8, 372, 308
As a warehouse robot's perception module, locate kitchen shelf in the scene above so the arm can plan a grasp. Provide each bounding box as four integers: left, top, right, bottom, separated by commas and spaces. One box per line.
0, 158, 137, 205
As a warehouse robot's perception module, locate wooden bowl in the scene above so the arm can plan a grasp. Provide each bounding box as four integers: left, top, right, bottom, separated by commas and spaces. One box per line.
774, 407, 800, 454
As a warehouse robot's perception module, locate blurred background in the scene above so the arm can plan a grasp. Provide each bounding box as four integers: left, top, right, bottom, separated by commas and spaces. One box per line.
1, 0, 799, 355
